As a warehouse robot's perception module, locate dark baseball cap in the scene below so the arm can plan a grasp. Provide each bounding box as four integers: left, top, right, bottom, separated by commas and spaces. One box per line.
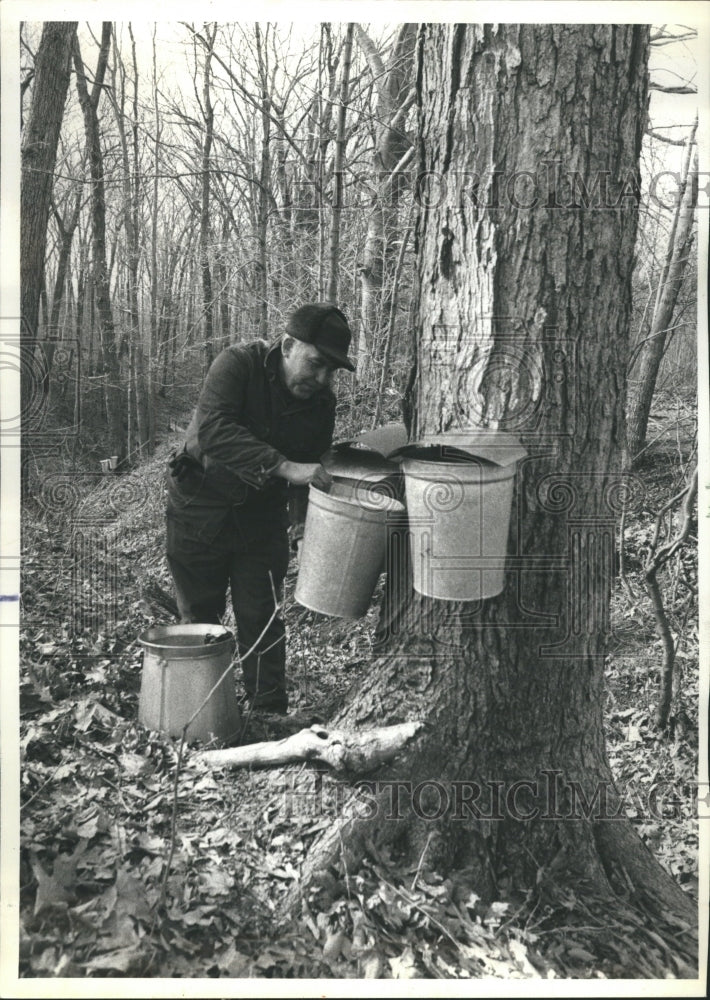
286, 302, 356, 372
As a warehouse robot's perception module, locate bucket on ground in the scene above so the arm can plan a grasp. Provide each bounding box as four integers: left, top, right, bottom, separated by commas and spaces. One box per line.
295, 483, 405, 618
400, 432, 527, 601
137, 624, 241, 743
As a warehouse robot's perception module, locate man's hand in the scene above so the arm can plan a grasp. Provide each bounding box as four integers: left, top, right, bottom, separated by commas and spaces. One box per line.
275, 460, 332, 490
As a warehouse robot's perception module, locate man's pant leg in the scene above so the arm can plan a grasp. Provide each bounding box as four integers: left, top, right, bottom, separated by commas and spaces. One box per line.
229, 523, 290, 710
166, 512, 230, 624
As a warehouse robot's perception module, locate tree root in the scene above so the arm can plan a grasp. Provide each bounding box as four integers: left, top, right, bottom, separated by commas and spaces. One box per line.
275, 768, 699, 979
593, 817, 697, 927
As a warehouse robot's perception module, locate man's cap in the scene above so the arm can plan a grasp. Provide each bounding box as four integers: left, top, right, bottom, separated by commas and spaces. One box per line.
286, 302, 356, 372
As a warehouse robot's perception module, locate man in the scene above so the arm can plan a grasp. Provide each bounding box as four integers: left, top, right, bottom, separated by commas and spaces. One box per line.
165, 303, 355, 714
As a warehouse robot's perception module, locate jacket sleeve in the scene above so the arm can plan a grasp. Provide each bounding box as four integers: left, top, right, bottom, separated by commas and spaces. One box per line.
185, 347, 285, 496
287, 392, 336, 540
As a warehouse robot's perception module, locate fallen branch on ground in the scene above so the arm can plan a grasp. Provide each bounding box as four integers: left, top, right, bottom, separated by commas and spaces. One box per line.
196, 721, 426, 773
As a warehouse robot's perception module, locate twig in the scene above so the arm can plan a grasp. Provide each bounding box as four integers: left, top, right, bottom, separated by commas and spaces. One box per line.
375, 868, 464, 952
411, 830, 434, 891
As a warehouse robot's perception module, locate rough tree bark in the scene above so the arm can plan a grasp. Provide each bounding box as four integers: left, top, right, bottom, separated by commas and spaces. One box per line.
288, 23, 696, 963
21, 21, 77, 402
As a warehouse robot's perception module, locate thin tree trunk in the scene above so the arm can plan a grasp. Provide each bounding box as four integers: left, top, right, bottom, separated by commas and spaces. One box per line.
149, 27, 161, 445
73, 24, 126, 463
129, 25, 152, 454
21, 20, 77, 399
644, 467, 698, 729
254, 24, 270, 338
316, 25, 337, 300
110, 25, 147, 462
354, 24, 416, 378
48, 187, 82, 337
371, 217, 411, 428
626, 119, 698, 462
325, 24, 354, 304
199, 25, 217, 368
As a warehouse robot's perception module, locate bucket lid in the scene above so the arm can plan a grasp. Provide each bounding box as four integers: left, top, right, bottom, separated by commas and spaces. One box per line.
138, 623, 234, 656
322, 422, 407, 481
392, 430, 527, 467
322, 447, 400, 481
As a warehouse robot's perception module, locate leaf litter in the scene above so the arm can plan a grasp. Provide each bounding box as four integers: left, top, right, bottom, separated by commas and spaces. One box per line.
18, 438, 698, 978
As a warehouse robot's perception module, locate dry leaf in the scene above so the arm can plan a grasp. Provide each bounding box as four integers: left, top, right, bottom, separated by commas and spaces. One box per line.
85, 945, 145, 974
360, 948, 384, 978
389, 947, 418, 978
322, 929, 345, 963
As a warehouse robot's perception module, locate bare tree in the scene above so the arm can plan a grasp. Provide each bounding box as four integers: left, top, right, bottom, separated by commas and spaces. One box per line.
325, 23, 354, 303
626, 118, 698, 462
21, 21, 77, 401
354, 24, 416, 376
73, 24, 126, 462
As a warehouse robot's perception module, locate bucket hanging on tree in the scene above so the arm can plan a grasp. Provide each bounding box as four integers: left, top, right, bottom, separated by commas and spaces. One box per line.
399, 431, 527, 601
295, 483, 405, 618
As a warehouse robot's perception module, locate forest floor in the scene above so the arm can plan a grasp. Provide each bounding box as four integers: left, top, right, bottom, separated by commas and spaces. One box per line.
16, 405, 700, 981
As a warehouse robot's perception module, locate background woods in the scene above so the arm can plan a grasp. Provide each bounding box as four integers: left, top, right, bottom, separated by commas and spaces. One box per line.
21, 21, 423, 469
20, 21, 697, 469
15, 17, 701, 981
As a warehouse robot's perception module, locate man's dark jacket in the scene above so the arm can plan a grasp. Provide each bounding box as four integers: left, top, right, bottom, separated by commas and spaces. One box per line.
167, 340, 336, 545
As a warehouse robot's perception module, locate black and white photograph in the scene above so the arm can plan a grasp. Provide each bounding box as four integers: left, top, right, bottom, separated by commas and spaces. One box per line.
1, 0, 707, 994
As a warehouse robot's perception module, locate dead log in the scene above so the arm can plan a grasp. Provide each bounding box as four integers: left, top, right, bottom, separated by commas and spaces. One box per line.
196, 721, 425, 773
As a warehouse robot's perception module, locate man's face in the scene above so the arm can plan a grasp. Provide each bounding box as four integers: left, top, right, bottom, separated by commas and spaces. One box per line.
281, 338, 337, 399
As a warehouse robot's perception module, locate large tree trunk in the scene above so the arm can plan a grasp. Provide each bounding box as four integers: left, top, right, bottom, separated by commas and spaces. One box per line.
21, 21, 77, 405
291, 23, 696, 958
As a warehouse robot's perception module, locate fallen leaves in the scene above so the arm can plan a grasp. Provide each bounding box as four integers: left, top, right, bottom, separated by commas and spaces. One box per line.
17, 434, 698, 980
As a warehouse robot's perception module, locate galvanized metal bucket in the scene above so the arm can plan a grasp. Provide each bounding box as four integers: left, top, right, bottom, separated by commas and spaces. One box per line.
402, 456, 517, 601
295, 483, 405, 618
137, 624, 241, 743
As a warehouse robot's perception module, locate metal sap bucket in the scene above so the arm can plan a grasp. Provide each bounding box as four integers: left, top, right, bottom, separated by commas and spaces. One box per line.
401, 452, 520, 602
137, 624, 241, 743
295, 482, 405, 618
